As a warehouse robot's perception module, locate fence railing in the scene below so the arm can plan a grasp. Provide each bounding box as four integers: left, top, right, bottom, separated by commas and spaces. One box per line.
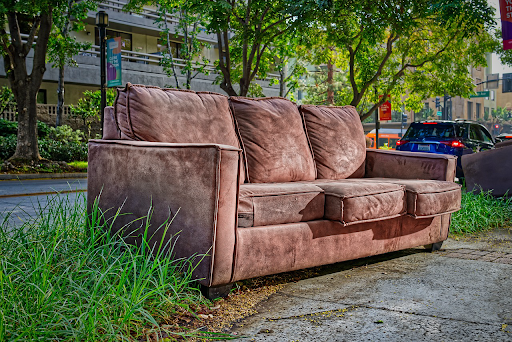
0, 104, 71, 122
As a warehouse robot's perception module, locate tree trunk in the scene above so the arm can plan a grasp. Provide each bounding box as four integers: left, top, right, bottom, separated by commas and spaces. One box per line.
4, 10, 52, 163
279, 68, 285, 97
56, 65, 65, 127
12, 83, 40, 162
326, 59, 334, 105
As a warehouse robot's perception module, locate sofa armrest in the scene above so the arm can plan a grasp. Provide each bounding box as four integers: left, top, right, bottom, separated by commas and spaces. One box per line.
87, 140, 241, 287
365, 149, 457, 181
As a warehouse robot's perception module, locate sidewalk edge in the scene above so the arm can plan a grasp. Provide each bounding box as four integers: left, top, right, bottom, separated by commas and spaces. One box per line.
0, 173, 87, 181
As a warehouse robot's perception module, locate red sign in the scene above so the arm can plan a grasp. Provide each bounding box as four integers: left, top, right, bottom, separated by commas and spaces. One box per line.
378, 95, 392, 121
500, 0, 512, 50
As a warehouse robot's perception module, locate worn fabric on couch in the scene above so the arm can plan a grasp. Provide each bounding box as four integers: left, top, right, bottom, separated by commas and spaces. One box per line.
230, 97, 316, 183
300, 105, 366, 179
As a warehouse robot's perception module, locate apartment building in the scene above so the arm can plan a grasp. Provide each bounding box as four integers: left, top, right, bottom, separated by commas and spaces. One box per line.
0, 0, 279, 113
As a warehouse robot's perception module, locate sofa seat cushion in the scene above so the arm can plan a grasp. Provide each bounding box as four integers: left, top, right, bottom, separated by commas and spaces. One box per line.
230, 97, 316, 183
314, 180, 406, 226
238, 183, 325, 228
300, 105, 366, 179
361, 178, 461, 218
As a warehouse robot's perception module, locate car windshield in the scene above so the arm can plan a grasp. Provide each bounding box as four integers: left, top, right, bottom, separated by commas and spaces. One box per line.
403, 123, 456, 140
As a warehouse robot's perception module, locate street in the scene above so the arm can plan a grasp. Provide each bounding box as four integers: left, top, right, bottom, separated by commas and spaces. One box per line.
0, 178, 87, 227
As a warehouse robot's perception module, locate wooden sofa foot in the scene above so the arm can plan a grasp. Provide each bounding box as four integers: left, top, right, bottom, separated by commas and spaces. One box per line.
200, 283, 233, 300
424, 241, 443, 252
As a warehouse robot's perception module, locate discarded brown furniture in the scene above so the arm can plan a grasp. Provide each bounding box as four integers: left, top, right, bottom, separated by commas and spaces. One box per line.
462, 144, 512, 197
88, 83, 462, 299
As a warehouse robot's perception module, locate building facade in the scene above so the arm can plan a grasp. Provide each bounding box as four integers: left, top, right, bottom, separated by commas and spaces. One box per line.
0, 0, 280, 111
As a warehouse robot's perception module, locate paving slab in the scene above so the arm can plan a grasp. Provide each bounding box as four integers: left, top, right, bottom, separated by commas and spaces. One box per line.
230, 230, 512, 341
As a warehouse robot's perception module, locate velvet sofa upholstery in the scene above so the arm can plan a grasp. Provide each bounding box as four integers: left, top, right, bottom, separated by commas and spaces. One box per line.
88, 84, 461, 298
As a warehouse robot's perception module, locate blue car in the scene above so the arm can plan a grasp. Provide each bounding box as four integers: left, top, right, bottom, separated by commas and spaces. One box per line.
396, 120, 495, 177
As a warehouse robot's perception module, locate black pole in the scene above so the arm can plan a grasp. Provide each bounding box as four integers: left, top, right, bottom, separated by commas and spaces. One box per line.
375, 108, 379, 148
99, 25, 106, 133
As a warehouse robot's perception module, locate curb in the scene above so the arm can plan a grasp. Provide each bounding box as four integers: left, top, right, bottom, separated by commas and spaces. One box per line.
0, 173, 87, 181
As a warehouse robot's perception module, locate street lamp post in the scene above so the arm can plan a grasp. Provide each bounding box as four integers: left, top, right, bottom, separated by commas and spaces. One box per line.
96, 11, 109, 133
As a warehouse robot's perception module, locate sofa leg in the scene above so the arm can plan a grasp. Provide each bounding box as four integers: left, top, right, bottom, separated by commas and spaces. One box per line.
200, 283, 233, 300
424, 241, 443, 252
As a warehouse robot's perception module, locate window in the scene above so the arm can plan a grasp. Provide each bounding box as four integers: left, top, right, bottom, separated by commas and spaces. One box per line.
476, 103, 481, 119
467, 101, 473, 120
156, 39, 181, 58
37, 90, 47, 104
96, 29, 132, 51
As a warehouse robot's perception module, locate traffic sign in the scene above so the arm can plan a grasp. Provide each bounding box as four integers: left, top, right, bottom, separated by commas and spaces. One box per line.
469, 90, 490, 98
437, 111, 442, 116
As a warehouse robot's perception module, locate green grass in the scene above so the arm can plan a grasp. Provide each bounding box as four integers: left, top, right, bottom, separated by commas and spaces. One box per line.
0, 194, 228, 341
68, 161, 88, 170
451, 189, 512, 235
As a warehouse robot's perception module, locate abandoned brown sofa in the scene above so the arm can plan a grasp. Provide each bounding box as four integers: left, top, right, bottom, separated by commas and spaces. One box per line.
87, 83, 462, 298
462, 143, 512, 197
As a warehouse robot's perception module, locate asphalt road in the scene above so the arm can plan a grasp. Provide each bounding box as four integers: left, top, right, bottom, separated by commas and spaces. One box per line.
0, 178, 87, 227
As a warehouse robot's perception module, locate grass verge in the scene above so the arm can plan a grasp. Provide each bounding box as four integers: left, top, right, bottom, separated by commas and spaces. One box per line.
450, 189, 512, 235
67, 161, 88, 170
0, 193, 232, 341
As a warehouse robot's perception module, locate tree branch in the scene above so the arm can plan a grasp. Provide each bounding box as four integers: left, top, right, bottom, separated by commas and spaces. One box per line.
23, 16, 41, 56
7, 12, 23, 52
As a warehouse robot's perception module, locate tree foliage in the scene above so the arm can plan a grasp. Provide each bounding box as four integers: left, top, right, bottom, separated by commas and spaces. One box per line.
126, 0, 210, 89
190, 0, 312, 96
70, 89, 116, 139
48, 0, 97, 127
300, 0, 497, 120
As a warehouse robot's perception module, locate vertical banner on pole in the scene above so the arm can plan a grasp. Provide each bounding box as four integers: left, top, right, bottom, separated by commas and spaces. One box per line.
107, 37, 122, 87
500, 0, 512, 50
378, 95, 392, 121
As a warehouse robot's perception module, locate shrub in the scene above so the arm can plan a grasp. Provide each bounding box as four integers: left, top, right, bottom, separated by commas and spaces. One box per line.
48, 125, 84, 143
0, 119, 17, 137
0, 120, 52, 138
39, 139, 88, 162
37, 121, 51, 138
0, 135, 17, 159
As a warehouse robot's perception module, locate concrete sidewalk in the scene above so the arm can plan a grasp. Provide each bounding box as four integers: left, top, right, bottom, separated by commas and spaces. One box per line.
230, 230, 512, 341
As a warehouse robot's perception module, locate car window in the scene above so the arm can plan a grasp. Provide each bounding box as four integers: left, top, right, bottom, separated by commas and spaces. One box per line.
478, 126, 493, 143
403, 124, 456, 140
457, 124, 469, 139
470, 124, 482, 141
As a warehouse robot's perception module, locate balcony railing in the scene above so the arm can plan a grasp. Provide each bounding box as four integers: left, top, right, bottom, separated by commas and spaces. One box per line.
97, 0, 182, 26
1, 104, 71, 122
79, 45, 280, 80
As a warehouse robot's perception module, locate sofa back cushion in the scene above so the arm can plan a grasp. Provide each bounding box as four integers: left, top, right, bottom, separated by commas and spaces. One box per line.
230, 97, 316, 183
300, 105, 366, 179
113, 83, 245, 182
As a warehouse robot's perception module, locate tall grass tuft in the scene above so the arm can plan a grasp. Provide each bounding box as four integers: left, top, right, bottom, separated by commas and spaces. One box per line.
451, 189, 512, 235
0, 193, 213, 341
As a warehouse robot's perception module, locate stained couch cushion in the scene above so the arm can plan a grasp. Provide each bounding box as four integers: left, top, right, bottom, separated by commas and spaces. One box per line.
238, 183, 325, 228
114, 83, 245, 183
300, 105, 366, 179
314, 180, 406, 225
230, 97, 316, 183
361, 178, 461, 218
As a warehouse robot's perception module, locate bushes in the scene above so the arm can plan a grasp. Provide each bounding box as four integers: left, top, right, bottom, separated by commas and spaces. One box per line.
0, 120, 88, 162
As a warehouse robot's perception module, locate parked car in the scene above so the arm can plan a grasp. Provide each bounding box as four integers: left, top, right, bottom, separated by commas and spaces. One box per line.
396, 120, 494, 177
495, 132, 512, 143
